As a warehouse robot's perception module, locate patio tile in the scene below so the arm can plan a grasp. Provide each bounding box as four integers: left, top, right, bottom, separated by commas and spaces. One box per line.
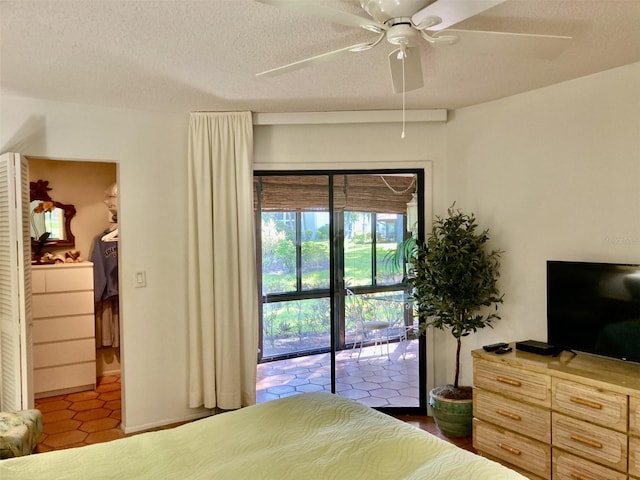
287, 378, 311, 387
399, 387, 420, 397
370, 388, 401, 399
278, 391, 302, 399
257, 340, 420, 408
365, 375, 399, 384
266, 374, 297, 382
285, 367, 314, 375
338, 376, 368, 385
266, 385, 296, 395
349, 381, 384, 392
391, 373, 418, 382
355, 364, 387, 372
380, 380, 411, 390
308, 376, 331, 386
295, 384, 326, 393
340, 389, 371, 400
359, 397, 389, 408
256, 391, 280, 403
258, 367, 285, 376
392, 396, 420, 407
334, 383, 353, 392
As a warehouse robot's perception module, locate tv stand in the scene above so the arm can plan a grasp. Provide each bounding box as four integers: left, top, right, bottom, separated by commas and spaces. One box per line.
472, 345, 640, 480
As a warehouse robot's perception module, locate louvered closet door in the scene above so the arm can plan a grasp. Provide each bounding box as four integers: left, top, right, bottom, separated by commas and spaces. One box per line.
0, 152, 32, 411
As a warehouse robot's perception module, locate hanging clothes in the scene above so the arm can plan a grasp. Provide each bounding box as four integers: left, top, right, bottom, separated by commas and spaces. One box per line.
91, 231, 119, 347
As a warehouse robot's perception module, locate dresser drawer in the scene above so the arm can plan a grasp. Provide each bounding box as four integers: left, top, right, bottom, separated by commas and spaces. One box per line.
552, 412, 627, 472
629, 435, 640, 477
33, 338, 96, 368
32, 291, 94, 318
34, 363, 96, 395
43, 265, 94, 292
32, 269, 46, 294
553, 378, 627, 432
630, 396, 640, 436
33, 315, 95, 343
474, 388, 551, 443
32, 263, 94, 293
474, 359, 551, 407
473, 418, 551, 479
553, 448, 626, 480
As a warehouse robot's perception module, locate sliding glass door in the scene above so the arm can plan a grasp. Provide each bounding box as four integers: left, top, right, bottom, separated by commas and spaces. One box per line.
254, 171, 425, 413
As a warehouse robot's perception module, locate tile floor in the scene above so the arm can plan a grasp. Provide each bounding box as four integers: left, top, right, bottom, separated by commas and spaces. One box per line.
257, 339, 420, 408
35, 375, 124, 452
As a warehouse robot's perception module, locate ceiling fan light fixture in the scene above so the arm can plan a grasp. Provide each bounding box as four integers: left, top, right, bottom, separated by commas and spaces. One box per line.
386, 23, 419, 46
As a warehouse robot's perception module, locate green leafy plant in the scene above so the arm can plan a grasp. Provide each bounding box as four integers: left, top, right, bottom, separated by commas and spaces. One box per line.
408, 204, 503, 395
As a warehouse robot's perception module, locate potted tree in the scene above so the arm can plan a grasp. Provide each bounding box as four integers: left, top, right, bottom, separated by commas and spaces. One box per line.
408, 204, 503, 437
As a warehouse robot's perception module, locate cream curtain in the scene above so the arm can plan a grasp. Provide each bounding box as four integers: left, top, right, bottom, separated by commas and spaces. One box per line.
187, 112, 258, 410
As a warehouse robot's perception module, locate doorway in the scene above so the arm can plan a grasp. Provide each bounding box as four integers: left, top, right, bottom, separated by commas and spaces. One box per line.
28, 158, 121, 400
254, 170, 425, 413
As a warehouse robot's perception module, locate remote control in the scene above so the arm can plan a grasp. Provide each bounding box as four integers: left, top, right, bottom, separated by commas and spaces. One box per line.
482, 342, 509, 352
495, 346, 513, 354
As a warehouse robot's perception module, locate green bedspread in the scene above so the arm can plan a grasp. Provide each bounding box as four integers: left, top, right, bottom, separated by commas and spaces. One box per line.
0, 392, 526, 479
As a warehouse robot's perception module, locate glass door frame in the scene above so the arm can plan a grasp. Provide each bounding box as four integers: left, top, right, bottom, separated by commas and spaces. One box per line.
255, 169, 426, 414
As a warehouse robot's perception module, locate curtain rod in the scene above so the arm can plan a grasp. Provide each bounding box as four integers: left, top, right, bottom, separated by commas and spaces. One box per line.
252, 109, 447, 125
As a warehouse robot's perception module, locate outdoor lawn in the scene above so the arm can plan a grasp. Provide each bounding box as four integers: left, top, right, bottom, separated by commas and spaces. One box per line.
261, 223, 409, 358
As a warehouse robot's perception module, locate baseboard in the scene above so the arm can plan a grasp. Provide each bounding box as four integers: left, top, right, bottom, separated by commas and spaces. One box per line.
122, 410, 212, 435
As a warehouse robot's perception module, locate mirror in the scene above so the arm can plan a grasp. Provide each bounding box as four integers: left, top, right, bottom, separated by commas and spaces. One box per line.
30, 179, 76, 247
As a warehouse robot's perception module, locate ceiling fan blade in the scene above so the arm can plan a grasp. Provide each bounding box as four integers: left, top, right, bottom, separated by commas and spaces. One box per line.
443, 29, 572, 59
255, 0, 386, 32
413, 0, 507, 32
256, 42, 373, 77
389, 46, 424, 94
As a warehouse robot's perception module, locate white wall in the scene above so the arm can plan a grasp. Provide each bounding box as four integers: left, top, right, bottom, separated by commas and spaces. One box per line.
0, 95, 197, 432
444, 62, 640, 388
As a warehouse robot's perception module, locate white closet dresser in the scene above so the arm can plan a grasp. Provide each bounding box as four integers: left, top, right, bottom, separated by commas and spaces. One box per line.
32, 262, 96, 398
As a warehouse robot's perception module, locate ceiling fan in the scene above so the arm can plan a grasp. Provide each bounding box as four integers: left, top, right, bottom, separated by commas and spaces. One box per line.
256, 0, 570, 94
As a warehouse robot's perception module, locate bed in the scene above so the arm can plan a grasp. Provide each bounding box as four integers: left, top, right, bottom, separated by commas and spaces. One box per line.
1, 392, 526, 479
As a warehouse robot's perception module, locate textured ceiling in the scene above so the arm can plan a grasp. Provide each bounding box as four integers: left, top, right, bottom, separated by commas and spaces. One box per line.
1, 0, 639, 114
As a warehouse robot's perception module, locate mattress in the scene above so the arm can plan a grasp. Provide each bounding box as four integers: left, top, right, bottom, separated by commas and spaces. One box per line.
0, 392, 526, 479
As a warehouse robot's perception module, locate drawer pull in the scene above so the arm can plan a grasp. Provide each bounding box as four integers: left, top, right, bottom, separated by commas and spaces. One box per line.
569, 396, 602, 410
496, 376, 522, 387
570, 434, 602, 449
497, 442, 521, 456
496, 409, 521, 421
570, 473, 593, 480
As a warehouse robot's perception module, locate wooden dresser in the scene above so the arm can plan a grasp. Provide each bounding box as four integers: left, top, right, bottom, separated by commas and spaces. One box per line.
472, 346, 640, 480
32, 262, 96, 398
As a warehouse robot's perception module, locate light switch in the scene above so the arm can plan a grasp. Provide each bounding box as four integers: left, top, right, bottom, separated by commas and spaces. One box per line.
135, 270, 147, 288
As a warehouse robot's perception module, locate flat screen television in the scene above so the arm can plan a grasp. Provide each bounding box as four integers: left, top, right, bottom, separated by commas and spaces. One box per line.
547, 260, 640, 363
